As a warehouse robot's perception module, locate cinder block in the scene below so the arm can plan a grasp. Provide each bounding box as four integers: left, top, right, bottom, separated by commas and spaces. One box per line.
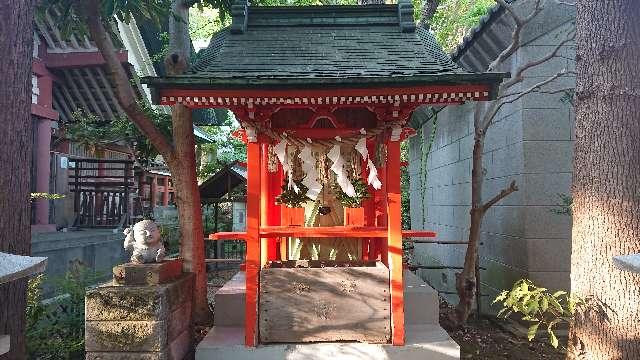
522, 108, 572, 141
86, 352, 165, 360
113, 259, 183, 285
527, 238, 571, 272
85, 320, 167, 352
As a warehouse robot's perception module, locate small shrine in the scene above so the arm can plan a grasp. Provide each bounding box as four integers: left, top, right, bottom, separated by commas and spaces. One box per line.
144, 0, 504, 350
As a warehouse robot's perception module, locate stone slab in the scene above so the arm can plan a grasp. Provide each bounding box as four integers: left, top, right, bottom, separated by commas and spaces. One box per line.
214, 272, 246, 326
0, 335, 9, 356
113, 259, 183, 285
613, 254, 640, 274
404, 270, 439, 325
196, 325, 459, 360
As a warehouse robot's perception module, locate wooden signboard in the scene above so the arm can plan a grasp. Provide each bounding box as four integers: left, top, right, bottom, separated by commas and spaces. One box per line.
259, 261, 390, 343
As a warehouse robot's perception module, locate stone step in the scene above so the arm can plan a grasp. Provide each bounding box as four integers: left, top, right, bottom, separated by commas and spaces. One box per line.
196, 325, 459, 360
213, 270, 439, 327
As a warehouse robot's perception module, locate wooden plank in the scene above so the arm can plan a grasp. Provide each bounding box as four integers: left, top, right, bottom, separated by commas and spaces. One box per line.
386, 140, 405, 346
245, 141, 261, 347
259, 261, 390, 343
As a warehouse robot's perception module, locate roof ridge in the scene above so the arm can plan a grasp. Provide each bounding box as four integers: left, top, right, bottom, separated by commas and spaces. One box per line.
230, 0, 415, 34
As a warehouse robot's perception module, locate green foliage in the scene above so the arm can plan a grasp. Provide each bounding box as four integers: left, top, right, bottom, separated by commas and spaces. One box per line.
429, 0, 495, 52
334, 177, 371, 208
27, 264, 101, 359
401, 140, 411, 229
493, 279, 583, 349
550, 193, 573, 216
63, 104, 172, 167
197, 115, 247, 181
30, 193, 65, 201
276, 179, 312, 208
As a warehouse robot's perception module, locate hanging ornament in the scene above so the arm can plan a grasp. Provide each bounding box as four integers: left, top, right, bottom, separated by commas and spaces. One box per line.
274, 139, 299, 193
353, 130, 382, 190
267, 144, 278, 173
299, 145, 322, 201
327, 144, 356, 197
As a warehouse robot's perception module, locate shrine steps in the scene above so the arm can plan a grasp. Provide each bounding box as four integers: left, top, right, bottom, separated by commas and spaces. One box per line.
197, 270, 459, 360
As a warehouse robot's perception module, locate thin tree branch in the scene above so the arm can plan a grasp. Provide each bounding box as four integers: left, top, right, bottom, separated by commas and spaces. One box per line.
483, 69, 574, 132
77, 0, 175, 160
489, 0, 543, 71
482, 180, 518, 212
501, 30, 575, 90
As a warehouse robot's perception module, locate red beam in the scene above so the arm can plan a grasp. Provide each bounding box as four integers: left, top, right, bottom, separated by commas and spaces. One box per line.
44, 50, 128, 69
31, 104, 59, 120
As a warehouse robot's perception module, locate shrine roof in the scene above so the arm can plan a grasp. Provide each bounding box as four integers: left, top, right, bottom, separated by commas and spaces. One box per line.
143, 2, 506, 94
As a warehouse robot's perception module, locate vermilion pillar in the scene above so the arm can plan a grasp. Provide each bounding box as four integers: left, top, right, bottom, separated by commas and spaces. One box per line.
245, 141, 262, 346
260, 143, 269, 267
33, 118, 53, 227
386, 139, 405, 346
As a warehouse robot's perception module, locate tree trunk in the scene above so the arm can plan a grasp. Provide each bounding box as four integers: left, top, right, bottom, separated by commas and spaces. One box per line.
80, 0, 211, 323
455, 107, 485, 325
0, 1, 35, 359
167, 106, 210, 323
165, 0, 211, 324
569, 1, 640, 359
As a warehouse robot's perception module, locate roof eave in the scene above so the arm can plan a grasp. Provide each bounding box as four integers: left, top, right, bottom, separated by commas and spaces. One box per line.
144, 72, 509, 102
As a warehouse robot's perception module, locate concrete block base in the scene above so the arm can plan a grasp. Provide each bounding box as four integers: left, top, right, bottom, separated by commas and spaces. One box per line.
196, 325, 459, 360
85, 273, 194, 360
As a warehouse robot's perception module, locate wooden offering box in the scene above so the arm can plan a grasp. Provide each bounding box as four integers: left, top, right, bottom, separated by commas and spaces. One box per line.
259, 260, 390, 344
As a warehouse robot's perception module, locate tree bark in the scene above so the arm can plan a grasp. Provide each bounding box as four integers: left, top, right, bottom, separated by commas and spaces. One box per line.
0, 1, 35, 359
418, 0, 440, 29
165, 0, 211, 324
455, 106, 485, 325
569, 1, 640, 359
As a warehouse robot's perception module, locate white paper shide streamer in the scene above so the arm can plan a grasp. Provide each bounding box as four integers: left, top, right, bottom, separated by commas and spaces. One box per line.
274, 140, 299, 193
299, 145, 322, 200
354, 130, 382, 190
327, 144, 356, 197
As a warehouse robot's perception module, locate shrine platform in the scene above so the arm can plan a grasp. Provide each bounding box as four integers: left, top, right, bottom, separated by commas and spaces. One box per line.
196, 271, 459, 360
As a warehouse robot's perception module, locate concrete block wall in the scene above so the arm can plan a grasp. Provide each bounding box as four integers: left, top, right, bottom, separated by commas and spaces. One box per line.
408, 1, 576, 312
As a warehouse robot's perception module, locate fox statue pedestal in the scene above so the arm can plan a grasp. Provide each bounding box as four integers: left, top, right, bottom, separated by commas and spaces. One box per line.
85, 258, 193, 360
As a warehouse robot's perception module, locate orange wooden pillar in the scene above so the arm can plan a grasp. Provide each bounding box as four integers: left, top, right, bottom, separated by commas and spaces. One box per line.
260, 143, 270, 267
386, 139, 405, 345
245, 141, 262, 347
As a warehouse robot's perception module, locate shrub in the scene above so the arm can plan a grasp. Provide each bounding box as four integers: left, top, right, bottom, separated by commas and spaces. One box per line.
26, 263, 100, 359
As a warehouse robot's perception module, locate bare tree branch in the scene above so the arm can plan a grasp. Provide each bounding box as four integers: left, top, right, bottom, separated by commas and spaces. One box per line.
501, 30, 575, 90
482, 69, 575, 132
489, 0, 543, 70
482, 180, 519, 212
77, 0, 175, 159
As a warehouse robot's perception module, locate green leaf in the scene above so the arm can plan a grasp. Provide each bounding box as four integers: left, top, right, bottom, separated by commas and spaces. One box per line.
527, 322, 541, 341
548, 329, 559, 348
552, 290, 567, 298
541, 297, 549, 312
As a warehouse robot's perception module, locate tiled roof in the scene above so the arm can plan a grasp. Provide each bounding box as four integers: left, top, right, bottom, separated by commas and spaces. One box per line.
144, 2, 506, 90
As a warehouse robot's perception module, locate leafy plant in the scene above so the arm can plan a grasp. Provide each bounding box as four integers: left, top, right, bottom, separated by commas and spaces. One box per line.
334, 177, 371, 208
493, 279, 583, 349
275, 179, 312, 208
26, 263, 101, 359
30, 193, 65, 201
550, 193, 573, 216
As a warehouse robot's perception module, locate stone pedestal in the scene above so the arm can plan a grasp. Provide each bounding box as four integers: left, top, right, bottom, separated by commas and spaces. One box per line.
113, 259, 184, 285
85, 261, 193, 360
